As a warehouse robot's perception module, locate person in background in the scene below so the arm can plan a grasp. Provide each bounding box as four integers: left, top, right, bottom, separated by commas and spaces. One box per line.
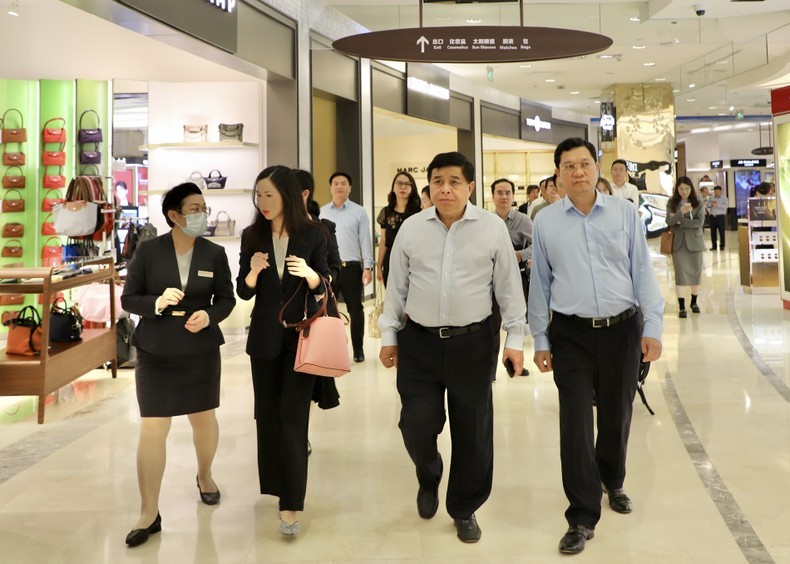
320, 172, 374, 363
609, 160, 639, 205
490, 178, 532, 378
707, 185, 728, 250
294, 169, 342, 284
237, 166, 330, 536
596, 177, 613, 195
530, 176, 559, 220
421, 185, 432, 209
518, 184, 541, 216
666, 176, 705, 318
121, 182, 236, 548
529, 138, 663, 555
376, 172, 422, 287
379, 151, 526, 545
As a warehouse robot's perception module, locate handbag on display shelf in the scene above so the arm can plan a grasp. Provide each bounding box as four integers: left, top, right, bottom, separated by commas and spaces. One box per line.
41, 237, 63, 267
41, 214, 56, 235
43, 169, 66, 189
183, 124, 208, 143
80, 150, 102, 165
0, 294, 24, 306
218, 123, 243, 142
52, 201, 100, 237
42, 189, 64, 212
76, 282, 123, 323
278, 278, 350, 378
188, 171, 207, 190
49, 297, 83, 343
203, 169, 227, 189
2, 149, 25, 166
1, 310, 19, 325
1, 239, 23, 258
1, 108, 27, 142
42, 150, 66, 166
42, 117, 67, 144
2, 189, 25, 212
211, 211, 235, 237
2, 166, 25, 189
6, 306, 43, 356
2, 223, 24, 238
659, 230, 674, 256
77, 109, 103, 143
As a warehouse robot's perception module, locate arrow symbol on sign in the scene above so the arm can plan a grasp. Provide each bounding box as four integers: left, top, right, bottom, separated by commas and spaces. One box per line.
417, 36, 429, 53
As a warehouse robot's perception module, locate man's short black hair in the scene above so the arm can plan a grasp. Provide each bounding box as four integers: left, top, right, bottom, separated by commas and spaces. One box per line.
162, 182, 202, 227
421, 185, 430, 196
611, 158, 628, 169
554, 138, 597, 169
527, 184, 540, 195
329, 171, 352, 185
713, 185, 722, 191
427, 152, 475, 183
490, 178, 515, 194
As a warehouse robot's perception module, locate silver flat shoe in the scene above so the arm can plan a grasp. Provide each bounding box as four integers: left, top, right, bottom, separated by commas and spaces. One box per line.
280, 519, 302, 535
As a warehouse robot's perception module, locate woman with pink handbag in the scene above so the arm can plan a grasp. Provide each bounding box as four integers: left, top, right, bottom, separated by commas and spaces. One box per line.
236, 166, 331, 536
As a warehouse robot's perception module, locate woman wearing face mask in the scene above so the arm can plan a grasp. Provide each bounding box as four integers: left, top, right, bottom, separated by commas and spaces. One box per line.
666, 176, 705, 318
121, 182, 236, 547
237, 166, 330, 536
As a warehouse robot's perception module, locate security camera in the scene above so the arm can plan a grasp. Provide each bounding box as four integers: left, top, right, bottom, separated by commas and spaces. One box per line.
693, 4, 706, 16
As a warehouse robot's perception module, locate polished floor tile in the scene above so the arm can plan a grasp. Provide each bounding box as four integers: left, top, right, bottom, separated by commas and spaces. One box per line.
1, 241, 789, 562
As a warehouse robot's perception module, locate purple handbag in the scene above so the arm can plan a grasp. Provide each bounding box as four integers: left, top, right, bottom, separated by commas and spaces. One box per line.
80, 150, 102, 165
78, 109, 103, 143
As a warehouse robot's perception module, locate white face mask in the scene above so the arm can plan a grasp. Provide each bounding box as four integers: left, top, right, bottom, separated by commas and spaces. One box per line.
179, 212, 208, 238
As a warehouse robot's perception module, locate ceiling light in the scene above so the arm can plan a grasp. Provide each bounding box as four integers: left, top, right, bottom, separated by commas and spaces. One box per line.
594, 100, 601, 104
632, 44, 646, 50
598, 54, 615, 59
713, 125, 733, 132
630, 16, 641, 22
545, 78, 556, 83
654, 77, 667, 82
691, 128, 711, 134
570, 91, 580, 95
7, 0, 19, 16
686, 98, 696, 102
672, 89, 680, 93
466, 19, 482, 24
689, 83, 696, 88
519, 64, 532, 68
708, 106, 716, 110
642, 62, 656, 67
729, 105, 735, 111
718, 113, 726, 116
716, 59, 729, 65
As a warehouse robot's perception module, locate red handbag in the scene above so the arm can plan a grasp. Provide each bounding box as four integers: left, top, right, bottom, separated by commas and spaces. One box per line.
2, 189, 25, 212
6, 306, 43, 356
41, 213, 56, 235
2, 239, 23, 258
92, 203, 115, 241
2, 166, 25, 189
43, 170, 66, 189
42, 189, 64, 212
41, 237, 63, 267
42, 117, 67, 144
1, 109, 27, 143
2, 150, 25, 166
42, 151, 66, 166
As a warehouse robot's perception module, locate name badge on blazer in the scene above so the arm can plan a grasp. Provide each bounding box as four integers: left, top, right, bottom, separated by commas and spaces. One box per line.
198, 270, 214, 278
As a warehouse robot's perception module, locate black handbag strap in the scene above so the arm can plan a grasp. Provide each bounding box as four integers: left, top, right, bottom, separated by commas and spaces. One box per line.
79, 109, 101, 130
208, 169, 223, 178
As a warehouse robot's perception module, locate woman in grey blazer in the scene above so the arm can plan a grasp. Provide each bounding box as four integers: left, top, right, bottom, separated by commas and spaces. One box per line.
666, 176, 705, 318
121, 183, 236, 547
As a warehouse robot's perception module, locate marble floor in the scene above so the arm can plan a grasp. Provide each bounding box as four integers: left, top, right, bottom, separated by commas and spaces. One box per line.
1, 240, 790, 563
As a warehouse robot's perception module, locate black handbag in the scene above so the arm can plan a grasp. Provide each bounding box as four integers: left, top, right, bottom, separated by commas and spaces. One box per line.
116, 314, 137, 368
49, 297, 83, 342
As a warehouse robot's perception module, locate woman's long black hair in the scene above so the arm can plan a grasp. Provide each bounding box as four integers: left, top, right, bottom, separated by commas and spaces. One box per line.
386, 171, 422, 216
667, 176, 699, 212
242, 166, 316, 253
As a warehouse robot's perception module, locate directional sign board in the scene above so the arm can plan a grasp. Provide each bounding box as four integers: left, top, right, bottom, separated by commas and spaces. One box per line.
332, 26, 612, 63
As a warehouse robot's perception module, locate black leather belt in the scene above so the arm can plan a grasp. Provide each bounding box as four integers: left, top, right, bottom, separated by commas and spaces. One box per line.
341, 261, 361, 268
409, 319, 485, 339
557, 305, 638, 329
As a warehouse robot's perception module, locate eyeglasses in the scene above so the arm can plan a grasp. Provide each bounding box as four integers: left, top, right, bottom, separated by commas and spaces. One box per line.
394, 180, 413, 188
179, 206, 211, 216
560, 161, 597, 174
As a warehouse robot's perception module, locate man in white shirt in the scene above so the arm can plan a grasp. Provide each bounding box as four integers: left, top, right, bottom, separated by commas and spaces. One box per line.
610, 160, 639, 206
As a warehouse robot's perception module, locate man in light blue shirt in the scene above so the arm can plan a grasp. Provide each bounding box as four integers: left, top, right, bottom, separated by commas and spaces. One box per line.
320, 172, 374, 362
379, 152, 527, 544
706, 185, 728, 250
529, 138, 663, 555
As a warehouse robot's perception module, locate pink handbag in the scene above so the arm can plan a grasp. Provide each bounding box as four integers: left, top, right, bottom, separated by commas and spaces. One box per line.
75, 282, 123, 322
279, 278, 350, 377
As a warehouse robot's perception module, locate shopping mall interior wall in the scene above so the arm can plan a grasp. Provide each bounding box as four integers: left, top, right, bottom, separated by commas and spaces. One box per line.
682, 130, 774, 172
311, 94, 338, 207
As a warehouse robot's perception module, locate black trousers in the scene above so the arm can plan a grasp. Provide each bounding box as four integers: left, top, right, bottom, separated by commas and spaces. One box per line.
710, 215, 726, 249
396, 319, 494, 519
549, 312, 641, 529
250, 352, 316, 511
335, 263, 364, 352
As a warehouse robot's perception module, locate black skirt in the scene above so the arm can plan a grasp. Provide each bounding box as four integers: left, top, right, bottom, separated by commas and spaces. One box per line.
135, 349, 221, 417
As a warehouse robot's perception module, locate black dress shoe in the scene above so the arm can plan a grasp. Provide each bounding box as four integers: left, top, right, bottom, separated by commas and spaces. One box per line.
353, 350, 365, 363
519, 368, 529, 376
416, 453, 442, 519
454, 514, 481, 543
679, 310, 687, 318
606, 488, 633, 513
125, 513, 162, 547
690, 304, 700, 314
558, 524, 594, 554
197, 475, 221, 505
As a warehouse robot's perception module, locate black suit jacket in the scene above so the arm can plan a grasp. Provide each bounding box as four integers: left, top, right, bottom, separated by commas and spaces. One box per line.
237, 223, 329, 359
319, 218, 342, 284
121, 233, 236, 356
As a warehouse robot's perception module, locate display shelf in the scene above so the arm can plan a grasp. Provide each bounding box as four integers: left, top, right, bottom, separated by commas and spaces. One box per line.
203, 236, 239, 242
140, 142, 258, 150
146, 188, 252, 196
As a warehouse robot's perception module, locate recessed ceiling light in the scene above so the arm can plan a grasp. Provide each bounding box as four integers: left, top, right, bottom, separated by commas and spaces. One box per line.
672, 89, 680, 93
598, 54, 615, 59
716, 59, 729, 65
466, 19, 482, 24
630, 16, 641, 22
718, 113, 726, 116
519, 64, 532, 68
642, 62, 656, 67
632, 44, 646, 50
570, 91, 580, 95
691, 128, 711, 134
434, 16, 450, 21
729, 105, 735, 111
7, 0, 19, 16
689, 83, 696, 88
654, 77, 667, 82
686, 98, 696, 102
594, 100, 601, 104
545, 78, 556, 83
708, 106, 717, 110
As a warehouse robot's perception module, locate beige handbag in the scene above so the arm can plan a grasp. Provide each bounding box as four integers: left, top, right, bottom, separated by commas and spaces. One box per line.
368, 287, 384, 338
212, 211, 236, 237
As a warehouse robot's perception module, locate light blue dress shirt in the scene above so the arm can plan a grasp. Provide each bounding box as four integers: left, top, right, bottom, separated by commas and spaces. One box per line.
320, 199, 374, 269
379, 204, 528, 350
707, 194, 729, 216
528, 193, 664, 352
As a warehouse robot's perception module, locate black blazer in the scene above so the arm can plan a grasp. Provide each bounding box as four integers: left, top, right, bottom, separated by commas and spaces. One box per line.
237, 223, 329, 359
121, 233, 236, 356
319, 218, 342, 284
